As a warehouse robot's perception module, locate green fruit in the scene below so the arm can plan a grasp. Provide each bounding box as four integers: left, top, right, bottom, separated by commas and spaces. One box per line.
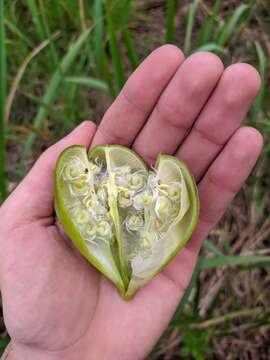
55, 145, 199, 299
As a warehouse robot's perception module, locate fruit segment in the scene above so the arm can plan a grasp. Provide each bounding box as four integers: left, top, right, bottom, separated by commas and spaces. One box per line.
126, 155, 199, 298
55, 145, 125, 295
55, 145, 199, 299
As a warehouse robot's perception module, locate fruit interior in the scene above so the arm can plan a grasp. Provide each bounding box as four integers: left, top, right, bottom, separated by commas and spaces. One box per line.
56, 145, 198, 297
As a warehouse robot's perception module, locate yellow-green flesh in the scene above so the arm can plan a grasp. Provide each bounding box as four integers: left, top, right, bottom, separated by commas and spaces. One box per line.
55, 145, 199, 299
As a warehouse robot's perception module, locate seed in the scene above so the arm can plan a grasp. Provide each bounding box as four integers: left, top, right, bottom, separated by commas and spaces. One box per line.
125, 213, 144, 233
133, 193, 144, 210
70, 180, 88, 196
155, 196, 170, 217
128, 172, 145, 191
96, 221, 112, 239
168, 183, 181, 201
142, 194, 152, 206
75, 209, 89, 224
63, 163, 81, 181
85, 223, 96, 241
118, 190, 133, 208
133, 192, 152, 210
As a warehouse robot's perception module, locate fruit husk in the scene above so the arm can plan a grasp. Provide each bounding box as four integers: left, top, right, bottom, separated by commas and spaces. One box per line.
55, 145, 199, 299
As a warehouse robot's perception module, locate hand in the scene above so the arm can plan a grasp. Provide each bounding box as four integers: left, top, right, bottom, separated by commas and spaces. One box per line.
0, 46, 262, 360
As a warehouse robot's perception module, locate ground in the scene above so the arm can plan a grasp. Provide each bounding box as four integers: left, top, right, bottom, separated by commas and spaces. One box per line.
1, 0, 270, 358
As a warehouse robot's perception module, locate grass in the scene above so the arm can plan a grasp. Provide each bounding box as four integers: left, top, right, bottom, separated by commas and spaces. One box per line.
1, 0, 270, 358
107, 8, 126, 95
20, 27, 93, 165
184, 0, 201, 55
0, 0, 6, 200
165, 0, 176, 43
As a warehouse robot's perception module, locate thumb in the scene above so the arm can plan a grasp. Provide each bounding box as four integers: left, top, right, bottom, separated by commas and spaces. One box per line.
1, 121, 96, 228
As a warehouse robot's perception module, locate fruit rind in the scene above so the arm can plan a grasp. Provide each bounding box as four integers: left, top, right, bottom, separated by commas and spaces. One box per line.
55, 145, 199, 300
125, 154, 199, 298
55, 145, 125, 295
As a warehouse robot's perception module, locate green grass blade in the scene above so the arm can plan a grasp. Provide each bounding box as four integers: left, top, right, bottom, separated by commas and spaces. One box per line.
121, 0, 133, 24
78, 0, 87, 32
122, 28, 139, 70
54, 0, 64, 28
171, 260, 201, 323
65, 76, 109, 92
23, 91, 74, 127
4, 19, 34, 48
196, 0, 221, 46
0, 0, 6, 201
184, 0, 200, 55
21, 28, 92, 163
251, 42, 266, 123
26, 0, 45, 40
165, 0, 176, 43
216, 4, 250, 47
93, 0, 105, 77
38, 0, 59, 70
203, 239, 223, 256
195, 43, 224, 53
107, 10, 125, 94
93, 0, 114, 97
120, 0, 138, 70
0, 337, 10, 353
170, 253, 270, 323
199, 255, 270, 269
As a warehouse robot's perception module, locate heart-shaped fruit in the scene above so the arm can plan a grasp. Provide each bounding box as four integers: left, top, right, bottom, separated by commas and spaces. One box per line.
55, 145, 199, 299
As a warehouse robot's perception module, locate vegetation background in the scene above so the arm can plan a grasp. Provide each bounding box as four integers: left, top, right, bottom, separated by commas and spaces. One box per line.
0, 0, 270, 358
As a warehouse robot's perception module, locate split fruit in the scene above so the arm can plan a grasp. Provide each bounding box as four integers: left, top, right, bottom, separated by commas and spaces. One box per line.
55, 145, 199, 299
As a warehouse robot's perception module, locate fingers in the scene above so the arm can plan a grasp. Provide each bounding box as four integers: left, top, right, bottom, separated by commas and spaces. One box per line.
162, 126, 263, 291
132, 52, 224, 164
177, 63, 261, 181
187, 126, 263, 253
91, 45, 184, 147
3, 121, 96, 225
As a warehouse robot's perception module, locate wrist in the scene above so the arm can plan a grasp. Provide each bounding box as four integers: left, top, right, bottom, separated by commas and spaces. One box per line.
4, 340, 131, 360
2, 341, 90, 360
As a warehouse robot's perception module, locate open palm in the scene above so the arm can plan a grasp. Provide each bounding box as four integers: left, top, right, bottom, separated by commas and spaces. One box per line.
0, 46, 262, 360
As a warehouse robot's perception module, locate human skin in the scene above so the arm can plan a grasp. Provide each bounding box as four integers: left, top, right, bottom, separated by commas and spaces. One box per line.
0, 46, 263, 360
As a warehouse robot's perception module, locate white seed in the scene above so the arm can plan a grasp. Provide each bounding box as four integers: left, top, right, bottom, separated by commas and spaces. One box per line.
62, 156, 90, 182
133, 193, 144, 210
125, 213, 144, 233
63, 163, 81, 181
85, 223, 97, 242
96, 220, 112, 239
133, 192, 152, 210
75, 209, 89, 225
69, 180, 89, 197
155, 196, 171, 218
167, 182, 181, 201
118, 190, 133, 208
128, 171, 146, 192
